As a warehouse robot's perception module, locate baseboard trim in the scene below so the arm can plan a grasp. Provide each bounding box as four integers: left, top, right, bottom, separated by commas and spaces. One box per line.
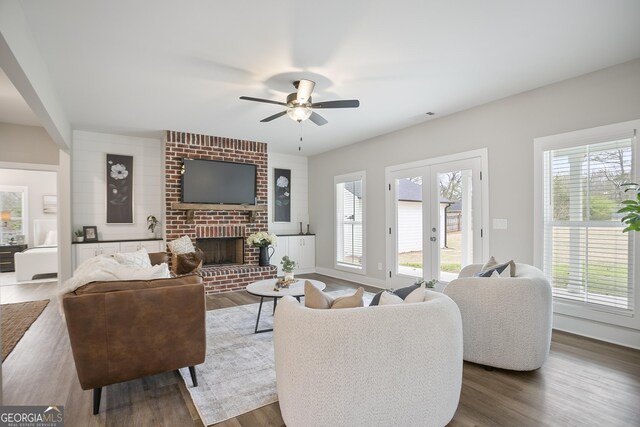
314, 267, 387, 289
553, 313, 640, 350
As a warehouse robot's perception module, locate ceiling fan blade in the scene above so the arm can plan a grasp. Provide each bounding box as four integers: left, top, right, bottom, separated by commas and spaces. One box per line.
310, 99, 360, 109
260, 111, 287, 122
296, 79, 315, 104
309, 112, 328, 126
240, 96, 287, 106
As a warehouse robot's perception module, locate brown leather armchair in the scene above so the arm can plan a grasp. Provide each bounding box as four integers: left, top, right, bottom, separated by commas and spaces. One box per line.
62, 253, 206, 414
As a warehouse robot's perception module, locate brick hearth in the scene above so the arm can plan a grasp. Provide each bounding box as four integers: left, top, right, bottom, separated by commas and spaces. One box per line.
164, 131, 276, 294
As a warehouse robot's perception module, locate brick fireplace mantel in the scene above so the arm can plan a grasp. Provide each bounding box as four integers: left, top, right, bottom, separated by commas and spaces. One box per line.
164, 131, 276, 294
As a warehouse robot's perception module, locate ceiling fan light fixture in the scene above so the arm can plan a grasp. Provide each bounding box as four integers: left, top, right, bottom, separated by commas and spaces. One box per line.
286, 105, 312, 122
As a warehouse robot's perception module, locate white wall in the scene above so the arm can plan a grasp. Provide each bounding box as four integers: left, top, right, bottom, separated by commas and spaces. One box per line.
267, 152, 309, 236
308, 59, 640, 348
0, 168, 56, 247
72, 131, 162, 241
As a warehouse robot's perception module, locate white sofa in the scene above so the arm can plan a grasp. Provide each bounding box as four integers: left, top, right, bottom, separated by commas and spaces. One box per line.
443, 263, 552, 371
273, 290, 463, 427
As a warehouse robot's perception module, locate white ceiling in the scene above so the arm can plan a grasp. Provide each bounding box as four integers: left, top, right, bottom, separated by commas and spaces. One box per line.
8, 0, 640, 155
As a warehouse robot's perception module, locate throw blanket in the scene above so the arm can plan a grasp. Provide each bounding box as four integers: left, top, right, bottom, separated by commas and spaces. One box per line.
59, 255, 170, 295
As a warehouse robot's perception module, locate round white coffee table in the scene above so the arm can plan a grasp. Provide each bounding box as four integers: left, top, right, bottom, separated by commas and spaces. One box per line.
246, 278, 325, 333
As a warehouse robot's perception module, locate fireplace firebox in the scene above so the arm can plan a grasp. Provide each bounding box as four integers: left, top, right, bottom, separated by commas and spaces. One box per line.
196, 237, 244, 266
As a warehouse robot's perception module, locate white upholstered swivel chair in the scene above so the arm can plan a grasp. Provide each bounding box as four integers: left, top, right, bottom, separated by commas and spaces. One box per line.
273, 291, 463, 427
443, 263, 552, 371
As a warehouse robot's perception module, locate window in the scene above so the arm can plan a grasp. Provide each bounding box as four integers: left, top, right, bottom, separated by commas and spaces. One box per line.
535, 122, 638, 322
0, 186, 27, 245
335, 171, 365, 273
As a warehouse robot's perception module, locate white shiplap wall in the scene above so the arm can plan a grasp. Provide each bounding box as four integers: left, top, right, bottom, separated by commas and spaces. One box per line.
72, 131, 162, 241
267, 152, 309, 235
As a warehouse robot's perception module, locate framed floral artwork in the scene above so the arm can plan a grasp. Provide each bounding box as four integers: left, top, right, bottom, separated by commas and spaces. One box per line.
106, 154, 134, 223
274, 168, 291, 222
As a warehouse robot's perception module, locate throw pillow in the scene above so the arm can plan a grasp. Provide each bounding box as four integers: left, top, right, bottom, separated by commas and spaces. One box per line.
377, 282, 426, 305
477, 256, 516, 277
474, 261, 513, 277
331, 287, 364, 309
304, 281, 365, 309
304, 281, 333, 309
113, 248, 152, 269
43, 230, 57, 246
378, 291, 404, 305
168, 235, 195, 254
403, 282, 426, 303
369, 283, 421, 306
174, 248, 204, 275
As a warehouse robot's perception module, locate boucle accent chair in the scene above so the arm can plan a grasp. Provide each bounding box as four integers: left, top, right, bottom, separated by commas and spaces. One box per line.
273, 291, 463, 427
443, 263, 553, 371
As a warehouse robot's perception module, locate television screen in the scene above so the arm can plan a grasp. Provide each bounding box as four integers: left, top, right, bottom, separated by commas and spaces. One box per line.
181, 158, 257, 205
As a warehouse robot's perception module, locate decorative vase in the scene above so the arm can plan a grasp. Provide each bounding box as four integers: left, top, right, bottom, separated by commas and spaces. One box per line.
76, 237, 84, 243
259, 246, 274, 266
284, 271, 295, 281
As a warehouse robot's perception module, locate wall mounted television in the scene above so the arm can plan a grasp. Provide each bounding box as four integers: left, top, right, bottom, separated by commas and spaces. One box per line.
181, 158, 257, 205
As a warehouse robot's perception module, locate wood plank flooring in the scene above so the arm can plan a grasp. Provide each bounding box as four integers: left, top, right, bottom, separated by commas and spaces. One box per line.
2, 274, 639, 426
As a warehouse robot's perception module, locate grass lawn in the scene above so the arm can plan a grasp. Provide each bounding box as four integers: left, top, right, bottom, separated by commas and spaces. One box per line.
398, 231, 463, 273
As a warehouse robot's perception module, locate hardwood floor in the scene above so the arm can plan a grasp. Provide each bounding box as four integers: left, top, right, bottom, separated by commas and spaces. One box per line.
2, 273, 639, 426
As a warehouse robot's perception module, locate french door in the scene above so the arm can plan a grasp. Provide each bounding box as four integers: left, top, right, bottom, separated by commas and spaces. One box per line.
386, 157, 484, 287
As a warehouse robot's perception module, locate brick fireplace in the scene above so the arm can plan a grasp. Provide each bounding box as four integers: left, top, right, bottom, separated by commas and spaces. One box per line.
164, 131, 276, 294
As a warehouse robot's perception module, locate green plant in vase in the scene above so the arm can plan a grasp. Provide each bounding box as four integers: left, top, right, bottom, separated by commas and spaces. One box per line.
74, 229, 84, 242
147, 215, 159, 237
281, 256, 297, 282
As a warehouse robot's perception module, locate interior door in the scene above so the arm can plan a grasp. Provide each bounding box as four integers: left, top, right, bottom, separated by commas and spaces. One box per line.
387, 157, 483, 287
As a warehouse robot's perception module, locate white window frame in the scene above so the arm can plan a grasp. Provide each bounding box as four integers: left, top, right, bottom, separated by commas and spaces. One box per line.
0, 185, 28, 245
534, 119, 640, 330
334, 171, 366, 274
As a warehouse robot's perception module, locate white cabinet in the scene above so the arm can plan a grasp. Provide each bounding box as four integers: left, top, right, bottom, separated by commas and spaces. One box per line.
73, 240, 164, 270
271, 237, 289, 275
288, 236, 315, 273
120, 240, 163, 253
270, 235, 315, 275
140, 240, 164, 253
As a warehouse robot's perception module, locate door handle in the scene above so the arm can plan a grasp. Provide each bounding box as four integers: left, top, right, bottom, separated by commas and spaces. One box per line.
430, 237, 437, 242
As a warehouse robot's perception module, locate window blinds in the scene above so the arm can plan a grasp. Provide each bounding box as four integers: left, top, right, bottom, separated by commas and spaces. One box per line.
542, 137, 635, 313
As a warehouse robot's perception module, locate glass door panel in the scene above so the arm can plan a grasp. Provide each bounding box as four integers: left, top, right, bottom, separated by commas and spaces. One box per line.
430, 158, 482, 282
396, 176, 424, 279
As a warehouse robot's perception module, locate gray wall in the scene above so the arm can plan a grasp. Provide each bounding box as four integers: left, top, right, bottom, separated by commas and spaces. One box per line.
0, 122, 59, 164
309, 59, 640, 283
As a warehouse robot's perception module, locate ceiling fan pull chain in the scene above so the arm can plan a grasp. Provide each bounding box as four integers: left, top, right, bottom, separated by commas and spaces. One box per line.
298, 122, 303, 151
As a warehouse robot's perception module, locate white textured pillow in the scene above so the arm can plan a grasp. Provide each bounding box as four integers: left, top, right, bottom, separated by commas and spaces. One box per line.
490, 268, 511, 278
43, 230, 57, 246
112, 263, 170, 280
113, 248, 152, 269
404, 282, 426, 303
379, 282, 425, 305
378, 291, 404, 305
168, 235, 195, 254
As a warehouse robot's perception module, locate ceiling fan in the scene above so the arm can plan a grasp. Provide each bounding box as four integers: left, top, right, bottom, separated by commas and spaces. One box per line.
240, 79, 359, 126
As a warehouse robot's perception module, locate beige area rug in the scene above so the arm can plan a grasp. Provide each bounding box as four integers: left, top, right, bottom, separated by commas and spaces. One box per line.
1, 299, 49, 361
179, 290, 373, 426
